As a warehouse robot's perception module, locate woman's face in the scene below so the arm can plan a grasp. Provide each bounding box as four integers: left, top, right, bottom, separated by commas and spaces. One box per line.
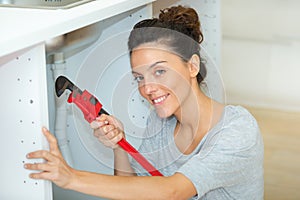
130, 45, 195, 118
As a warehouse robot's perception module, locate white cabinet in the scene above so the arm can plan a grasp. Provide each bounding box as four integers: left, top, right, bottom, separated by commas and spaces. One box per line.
0, 44, 52, 200
0, 1, 154, 199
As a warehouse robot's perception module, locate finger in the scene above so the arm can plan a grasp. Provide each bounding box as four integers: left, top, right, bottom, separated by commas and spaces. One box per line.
97, 114, 117, 127
98, 115, 124, 133
90, 120, 106, 129
110, 132, 123, 144
106, 115, 124, 131
92, 125, 108, 138
90, 121, 99, 129
24, 162, 52, 172
101, 139, 119, 149
96, 114, 109, 124
104, 115, 117, 125
102, 124, 115, 134
97, 132, 118, 147
27, 150, 57, 161
94, 124, 114, 138
28, 171, 62, 183
42, 127, 61, 157
103, 130, 123, 145
28, 171, 52, 180
105, 128, 120, 140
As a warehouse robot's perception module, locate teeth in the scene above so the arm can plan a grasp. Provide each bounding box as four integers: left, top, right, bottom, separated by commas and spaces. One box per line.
153, 95, 167, 104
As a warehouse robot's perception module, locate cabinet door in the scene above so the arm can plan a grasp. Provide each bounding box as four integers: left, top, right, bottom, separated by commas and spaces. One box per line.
0, 44, 52, 200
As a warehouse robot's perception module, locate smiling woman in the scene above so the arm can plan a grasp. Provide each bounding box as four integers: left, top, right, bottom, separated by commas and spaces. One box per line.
25, 5, 264, 200
130, 47, 199, 119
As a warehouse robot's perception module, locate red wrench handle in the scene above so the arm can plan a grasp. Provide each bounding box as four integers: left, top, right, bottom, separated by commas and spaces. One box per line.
118, 138, 163, 176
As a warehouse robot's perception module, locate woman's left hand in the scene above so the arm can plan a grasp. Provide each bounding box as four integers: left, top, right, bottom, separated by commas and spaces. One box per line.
24, 127, 76, 189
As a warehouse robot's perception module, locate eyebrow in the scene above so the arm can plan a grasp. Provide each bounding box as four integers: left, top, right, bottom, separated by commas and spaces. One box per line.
132, 61, 167, 74
149, 61, 167, 69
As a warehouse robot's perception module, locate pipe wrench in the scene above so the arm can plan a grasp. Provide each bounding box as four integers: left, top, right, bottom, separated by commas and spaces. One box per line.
55, 76, 163, 176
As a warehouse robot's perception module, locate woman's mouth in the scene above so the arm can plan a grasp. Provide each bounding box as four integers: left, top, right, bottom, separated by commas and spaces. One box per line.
152, 94, 169, 105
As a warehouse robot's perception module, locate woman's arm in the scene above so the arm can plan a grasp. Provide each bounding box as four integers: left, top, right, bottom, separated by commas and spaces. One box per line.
113, 147, 136, 176
25, 128, 196, 200
67, 170, 195, 200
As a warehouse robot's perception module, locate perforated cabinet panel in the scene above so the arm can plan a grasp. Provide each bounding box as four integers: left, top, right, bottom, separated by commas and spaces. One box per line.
0, 44, 52, 200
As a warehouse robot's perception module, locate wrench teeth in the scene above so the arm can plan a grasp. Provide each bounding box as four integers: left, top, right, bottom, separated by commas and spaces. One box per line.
55, 76, 75, 97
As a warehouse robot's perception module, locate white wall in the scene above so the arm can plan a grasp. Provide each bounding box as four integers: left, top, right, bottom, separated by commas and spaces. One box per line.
221, 0, 300, 112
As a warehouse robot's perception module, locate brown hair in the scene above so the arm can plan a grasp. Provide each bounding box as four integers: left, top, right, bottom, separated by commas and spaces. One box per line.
128, 5, 206, 84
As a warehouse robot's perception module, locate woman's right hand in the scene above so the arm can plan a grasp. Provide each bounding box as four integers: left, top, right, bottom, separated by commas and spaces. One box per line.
90, 114, 125, 149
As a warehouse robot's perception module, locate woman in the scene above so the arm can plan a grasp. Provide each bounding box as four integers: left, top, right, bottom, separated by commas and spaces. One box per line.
25, 5, 264, 199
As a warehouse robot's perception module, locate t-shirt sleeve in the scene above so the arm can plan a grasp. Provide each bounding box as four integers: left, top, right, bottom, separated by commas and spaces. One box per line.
177, 111, 264, 198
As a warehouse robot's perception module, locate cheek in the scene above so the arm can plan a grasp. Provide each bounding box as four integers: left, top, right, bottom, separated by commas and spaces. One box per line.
138, 86, 146, 98
166, 73, 192, 101
166, 69, 191, 89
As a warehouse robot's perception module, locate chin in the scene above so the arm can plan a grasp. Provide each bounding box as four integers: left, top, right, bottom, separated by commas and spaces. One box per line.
155, 108, 173, 119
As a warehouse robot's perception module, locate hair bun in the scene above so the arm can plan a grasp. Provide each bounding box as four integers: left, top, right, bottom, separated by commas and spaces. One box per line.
158, 5, 203, 43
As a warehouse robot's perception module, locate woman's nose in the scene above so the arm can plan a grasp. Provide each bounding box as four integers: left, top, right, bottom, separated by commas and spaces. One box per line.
143, 82, 157, 95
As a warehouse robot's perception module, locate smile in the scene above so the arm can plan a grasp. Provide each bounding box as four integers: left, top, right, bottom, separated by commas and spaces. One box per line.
152, 94, 169, 105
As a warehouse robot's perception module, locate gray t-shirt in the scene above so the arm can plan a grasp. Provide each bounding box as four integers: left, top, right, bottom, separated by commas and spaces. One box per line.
130, 105, 264, 199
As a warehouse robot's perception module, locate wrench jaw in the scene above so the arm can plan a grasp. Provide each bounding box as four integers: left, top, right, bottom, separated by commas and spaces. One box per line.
54, 75, 102, 123
55, 75, 77, 97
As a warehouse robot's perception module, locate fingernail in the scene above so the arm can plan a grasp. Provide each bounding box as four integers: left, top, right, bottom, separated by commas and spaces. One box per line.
26, 153, 30, 158
24, 164, 28, 169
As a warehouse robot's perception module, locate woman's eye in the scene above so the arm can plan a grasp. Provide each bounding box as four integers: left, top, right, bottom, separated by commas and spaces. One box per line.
134, 76, 144, 83
155, 69, 166, 76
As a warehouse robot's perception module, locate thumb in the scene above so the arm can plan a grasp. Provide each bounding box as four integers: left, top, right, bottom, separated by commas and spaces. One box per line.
104, 115, 124, 131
